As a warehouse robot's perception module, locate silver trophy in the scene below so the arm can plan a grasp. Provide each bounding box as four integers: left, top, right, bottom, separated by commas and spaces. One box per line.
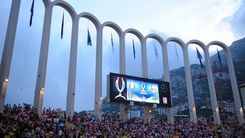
115, 77, 126, 100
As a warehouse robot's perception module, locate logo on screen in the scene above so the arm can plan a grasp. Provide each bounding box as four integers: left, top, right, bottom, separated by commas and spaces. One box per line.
140, 83, 146, 94
114, 77, 126, 100
160, 83, 168, 92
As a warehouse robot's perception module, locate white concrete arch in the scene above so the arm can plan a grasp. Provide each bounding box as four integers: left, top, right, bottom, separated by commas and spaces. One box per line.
145, 34, 174, 123
102, 22, 127, 120
165, 37, 186, 49
124, 29, 149, 122
124, 28, 144, 44
124, 28, 147, 77
165, 37, 197, 123
34, 0, 80, 116
52, 0, 77, 19
102, 21, 123, 36
77, 12, 103, 119
145, 33, 164, 46
78, 12, 101, 31
186, 39, 206, 51
187, 40, 221, 124
207, 41, 228, 52
207, 41, 244, 124
53, 0, 79, 117
144, 34, 164, 79
102, 21, 125, 74
144, 33, 164, 78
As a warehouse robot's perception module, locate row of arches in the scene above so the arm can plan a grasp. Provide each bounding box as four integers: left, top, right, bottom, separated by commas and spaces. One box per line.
40, 0, 243, 124
0, 0, 243, 125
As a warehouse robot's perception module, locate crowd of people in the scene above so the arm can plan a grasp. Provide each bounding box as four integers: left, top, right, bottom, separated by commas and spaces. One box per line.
0, 104, 244, 137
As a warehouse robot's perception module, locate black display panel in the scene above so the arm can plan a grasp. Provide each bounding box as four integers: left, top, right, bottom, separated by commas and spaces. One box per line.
107, 73, 172, 108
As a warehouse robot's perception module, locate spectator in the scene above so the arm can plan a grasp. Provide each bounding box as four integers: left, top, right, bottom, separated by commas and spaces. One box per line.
0, 104, 244, 137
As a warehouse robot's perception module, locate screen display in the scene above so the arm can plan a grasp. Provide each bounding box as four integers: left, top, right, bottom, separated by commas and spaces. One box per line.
127, 79, 159, 104
108, 73, 172, 107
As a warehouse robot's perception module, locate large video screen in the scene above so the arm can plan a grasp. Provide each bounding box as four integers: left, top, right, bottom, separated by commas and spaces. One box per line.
108, 73, 172, 107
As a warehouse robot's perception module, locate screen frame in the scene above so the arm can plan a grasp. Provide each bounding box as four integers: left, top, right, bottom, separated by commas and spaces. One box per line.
108, 72, 172, 108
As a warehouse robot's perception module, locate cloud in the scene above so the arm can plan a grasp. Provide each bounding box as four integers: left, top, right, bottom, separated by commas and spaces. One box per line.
2, 0, 244, 112
230, 0, 245, 37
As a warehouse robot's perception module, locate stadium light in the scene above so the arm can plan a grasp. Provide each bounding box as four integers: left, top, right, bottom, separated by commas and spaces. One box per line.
215, 107, 219, 112
98, 97, 103, 104
40, 88, 44, 96
240, 107, 243, 113
192, 106, 196, 112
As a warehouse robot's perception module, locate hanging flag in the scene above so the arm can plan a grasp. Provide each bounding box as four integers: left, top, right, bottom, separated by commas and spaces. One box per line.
217, 48, 222, 68
153, 43, 158, 58
111, 33, 114, 53
132, 39, 136, 59
87, 29, 92, 46
175, 45, 179, 63
29, 0, 35, 26
196, 47, 203, 68
61, 12, 64, 39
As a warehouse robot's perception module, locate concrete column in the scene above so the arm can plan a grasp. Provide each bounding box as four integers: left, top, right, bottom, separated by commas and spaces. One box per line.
33, 0, 52, 116
162, 43, 174, 124
204, 49, 221, 124
39, 88, 44, 114
0, 0, 21, 113
141, 39, 153, 122
144, 106, 153, 123
119, 33, 126, 74
119, 32, 128, 121
226, 49, 244, 124
120, 104, 128, 121
141, 39, 148, 78
0, 80, 9, 113
240, 84, 245, 108
182, 46, 197, 123
66, 15, 79, 118
94, 26, 103, 119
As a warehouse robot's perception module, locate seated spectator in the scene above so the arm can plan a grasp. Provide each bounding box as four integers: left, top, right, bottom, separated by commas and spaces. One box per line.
0, 104, 244, 137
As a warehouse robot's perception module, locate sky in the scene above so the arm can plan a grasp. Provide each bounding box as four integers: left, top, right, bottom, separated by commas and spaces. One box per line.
0, 0, 244, 111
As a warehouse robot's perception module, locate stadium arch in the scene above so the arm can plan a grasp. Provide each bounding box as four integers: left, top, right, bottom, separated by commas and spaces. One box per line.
1, 0, 243, 125
207, 41, 244, 124
187, 39, 221, 124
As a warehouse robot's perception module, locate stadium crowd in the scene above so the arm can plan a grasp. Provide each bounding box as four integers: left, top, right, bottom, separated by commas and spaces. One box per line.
0, 104, 244, 137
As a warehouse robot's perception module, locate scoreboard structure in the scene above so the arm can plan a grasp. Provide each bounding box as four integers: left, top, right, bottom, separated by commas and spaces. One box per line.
107, 73, 172, 108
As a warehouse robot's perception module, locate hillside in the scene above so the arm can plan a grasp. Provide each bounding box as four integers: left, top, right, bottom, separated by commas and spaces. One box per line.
170, 37, 245, 109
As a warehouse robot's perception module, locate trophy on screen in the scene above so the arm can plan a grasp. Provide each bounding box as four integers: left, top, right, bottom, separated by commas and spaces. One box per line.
141, 83, 146, 93
115, 77, 126, 100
